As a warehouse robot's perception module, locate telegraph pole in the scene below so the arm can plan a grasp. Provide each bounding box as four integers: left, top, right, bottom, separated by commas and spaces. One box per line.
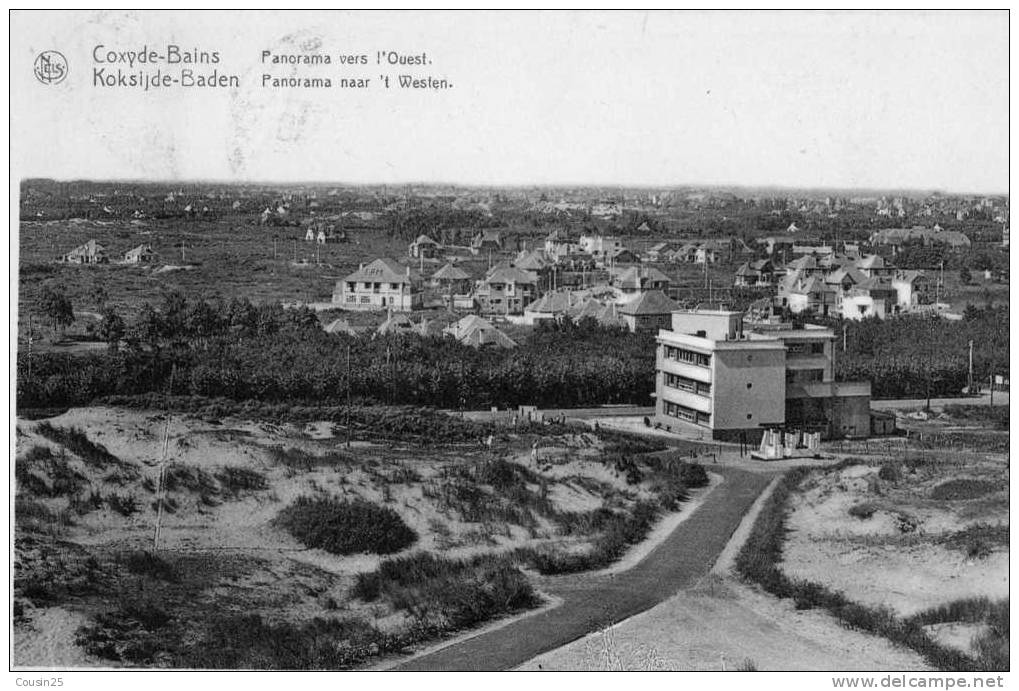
345, 344, 351, 449
968, 340, 974, 394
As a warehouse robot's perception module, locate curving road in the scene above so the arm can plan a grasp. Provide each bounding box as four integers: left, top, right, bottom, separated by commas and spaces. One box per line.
393, 465, 775, 671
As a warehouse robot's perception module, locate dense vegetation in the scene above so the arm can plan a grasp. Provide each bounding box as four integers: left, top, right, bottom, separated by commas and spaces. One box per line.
17, 293, 655, 411
834, 306, 1008, 399
353, 552, 539, 630
275, 497, 417, 555
15, 290, 1009, 411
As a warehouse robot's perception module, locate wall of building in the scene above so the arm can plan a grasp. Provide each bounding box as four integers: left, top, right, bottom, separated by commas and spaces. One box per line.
670, 311, 742, 340
335, 283, 419, 311
711, 346, 786, 432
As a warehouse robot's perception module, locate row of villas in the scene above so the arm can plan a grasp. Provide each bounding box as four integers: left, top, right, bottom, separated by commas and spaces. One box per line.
58, 239, 156, 265
735, 251, 936, 319
654, 309, 873, 441
332, 256, 686, 333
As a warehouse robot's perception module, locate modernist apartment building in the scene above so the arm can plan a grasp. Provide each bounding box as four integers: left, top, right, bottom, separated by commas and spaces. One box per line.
654, 310, 871, 441
333, 258, 422, 312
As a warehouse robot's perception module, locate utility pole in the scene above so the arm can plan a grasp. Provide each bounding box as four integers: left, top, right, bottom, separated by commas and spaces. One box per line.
26, 315, 33, 381
968, 340, 974, 393
345, 344, 351, 449
153, 365, 175, 551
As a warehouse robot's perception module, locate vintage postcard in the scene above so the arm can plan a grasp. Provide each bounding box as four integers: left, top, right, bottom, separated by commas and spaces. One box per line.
8, 9, 1010, 679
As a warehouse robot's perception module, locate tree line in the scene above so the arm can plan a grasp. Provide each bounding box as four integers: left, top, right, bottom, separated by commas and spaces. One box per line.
17, 293, 656, 411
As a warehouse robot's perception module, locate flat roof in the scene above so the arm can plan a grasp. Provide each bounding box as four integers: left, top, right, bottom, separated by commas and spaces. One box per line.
658, 330, 786, 351
672, 309, 742, 317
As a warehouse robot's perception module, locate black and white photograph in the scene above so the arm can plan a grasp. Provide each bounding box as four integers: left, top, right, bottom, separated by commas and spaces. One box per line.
8, 9, 1011, 680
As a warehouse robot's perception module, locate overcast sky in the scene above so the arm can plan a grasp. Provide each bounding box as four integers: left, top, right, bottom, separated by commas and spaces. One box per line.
11, 10, 1009, 193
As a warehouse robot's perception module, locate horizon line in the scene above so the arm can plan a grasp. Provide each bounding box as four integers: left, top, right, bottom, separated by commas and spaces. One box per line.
19, 177, 1009, 198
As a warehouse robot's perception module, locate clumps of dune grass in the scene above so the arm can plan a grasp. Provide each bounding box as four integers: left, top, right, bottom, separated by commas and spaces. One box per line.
520, 500, 661, 575
77, 605, 404, 669
848, 502, 879, 519
931, 479, 999, 501
878, 463, 902, 482
940, 524, 1008, 559
215, 466, 268, 495
734, 466, 1000, 672
15, 496, 75, 536
34, 422, 123, 469
268, 446, 352, 473
942, 404, 1009, 430
15, 445, 89, 498
352, 551, 539, 630
121, 551, 179, 583
909, 598, 1009, 671
275, 496, 416, 555
162, 464, 219, 494
107, 493, 141, 517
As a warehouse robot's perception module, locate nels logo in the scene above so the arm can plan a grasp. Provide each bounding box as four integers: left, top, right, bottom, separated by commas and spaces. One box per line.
34, 50, 68, 85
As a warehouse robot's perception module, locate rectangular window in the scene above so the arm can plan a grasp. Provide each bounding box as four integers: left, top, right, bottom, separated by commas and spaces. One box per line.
663, 401, 707, 425
664, 372, 711, 396
346, 282, 355, 292
359, 295, 370, 304
811, 342, 825, 354
390, 283, 400, 290
345, 295, 355, 303
664, 345, 710, 367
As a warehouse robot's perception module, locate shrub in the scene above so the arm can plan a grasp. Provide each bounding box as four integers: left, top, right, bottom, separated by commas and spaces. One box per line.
680, 462, 709, 489
848, 502, 878, 520
352, 551, 539, 630
275, 496, 416, 555
34, 422, 122, 468
878, 463, 902, 482
941, 524, 1008, 558
122, 551, 179, 583
269, 446, 351, 472
931, 479, 998, 501
107, 493, 140, 517
523, 500, 662, 575
215, 466, 268, 494
162, 465, 219, 494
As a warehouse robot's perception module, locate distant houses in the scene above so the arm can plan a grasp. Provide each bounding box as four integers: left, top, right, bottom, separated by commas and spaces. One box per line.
409, 234, 441, 259
444, 315, 517, 348
61, 240, 107, 264
430, 262, 473, 294
305, 223, 345, 244
734, 259, 776, 287
333, 258, 423, 312
869, 226, 971, 253
122, 244, 155, 264
611, 266, 671, 294
471, 230, 503, 255
474, 266, 539, 315
617, 290, 680, 333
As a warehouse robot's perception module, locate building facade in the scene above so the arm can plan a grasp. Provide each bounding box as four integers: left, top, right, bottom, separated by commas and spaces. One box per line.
654, 310, 871, 441
333, 258, 422, 312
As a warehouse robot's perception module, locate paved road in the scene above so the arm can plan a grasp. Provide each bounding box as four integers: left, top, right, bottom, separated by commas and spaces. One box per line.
394, 465, 774, 671
871, 392, 1009, 409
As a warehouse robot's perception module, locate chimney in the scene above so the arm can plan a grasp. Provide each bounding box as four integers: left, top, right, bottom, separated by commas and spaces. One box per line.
406, 265, 411, 277
359, 262, 364, 271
